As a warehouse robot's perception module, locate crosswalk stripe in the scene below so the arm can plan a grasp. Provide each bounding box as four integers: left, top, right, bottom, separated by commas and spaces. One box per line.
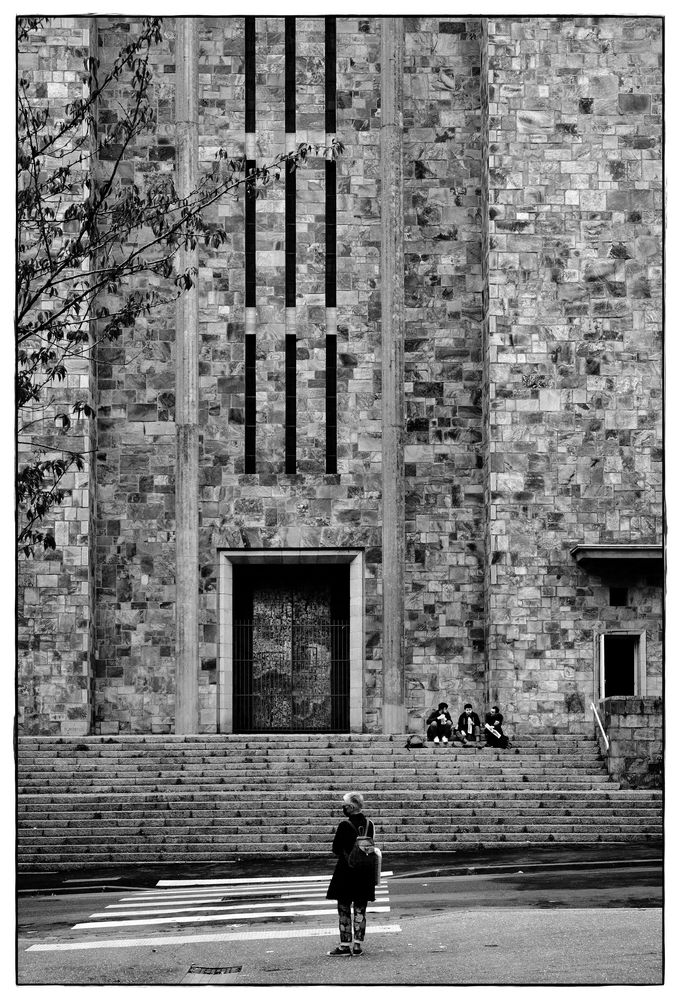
74, 905, 392, 929
116, 885, 390, 903
111, 886, 389, 907
106, 893, 389, 913
91, 899, 344, 918
154, 874, 334, 887
27, 923, 403, 952
155, 872, 393, 887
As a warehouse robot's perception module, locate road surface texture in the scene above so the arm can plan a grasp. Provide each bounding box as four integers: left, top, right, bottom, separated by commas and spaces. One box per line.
17, 855, 663, 986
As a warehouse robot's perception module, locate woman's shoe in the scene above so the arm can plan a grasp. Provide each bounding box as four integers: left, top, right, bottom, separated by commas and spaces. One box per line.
352, 944, 363, 956
327, 946, 352, 957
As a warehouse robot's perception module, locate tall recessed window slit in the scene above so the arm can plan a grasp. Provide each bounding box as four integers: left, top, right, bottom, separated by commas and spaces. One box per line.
245, 334, 256, 473
325, 16, 337, 474
244, 17, 256, 133
285, 159, 296, 310
325, 332, 337, 474
285, 335, 297, 473
245, 160, 256, 310
284, 16, 297, 474
325, 159, 337, 308
244, 16, 257, 473
325, 16, 336, 134
285, 17, 296, 134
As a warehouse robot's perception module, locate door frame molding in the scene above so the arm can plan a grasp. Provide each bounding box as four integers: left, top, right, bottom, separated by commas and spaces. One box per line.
218, 548, 364, 733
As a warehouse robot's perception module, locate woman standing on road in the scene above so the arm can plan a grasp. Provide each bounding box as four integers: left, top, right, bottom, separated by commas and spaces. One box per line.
326, 791, 376, 957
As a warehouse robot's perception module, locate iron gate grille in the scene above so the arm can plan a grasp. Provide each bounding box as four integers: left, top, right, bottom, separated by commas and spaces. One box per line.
233, 621, 350, 732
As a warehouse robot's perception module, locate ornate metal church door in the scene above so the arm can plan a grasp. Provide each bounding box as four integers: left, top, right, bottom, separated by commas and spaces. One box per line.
233, 565, 349, 732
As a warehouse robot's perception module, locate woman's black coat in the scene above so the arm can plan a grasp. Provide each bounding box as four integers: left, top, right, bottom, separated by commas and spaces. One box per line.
326, 812, 376, 904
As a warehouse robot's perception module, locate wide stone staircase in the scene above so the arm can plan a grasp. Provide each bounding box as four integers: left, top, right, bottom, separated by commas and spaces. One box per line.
16, 733, 662, 871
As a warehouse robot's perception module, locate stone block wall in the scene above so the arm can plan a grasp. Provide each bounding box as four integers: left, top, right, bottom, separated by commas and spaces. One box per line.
483, 16, 663, 730
599, 696, 663, 787
200, 17, 385, 731
195, 16, 246, 732
94, 17, 179, 733
198, 15, 491, 730
402, 17, 486, 723
294, 17, 328, 475
17, 18, 95, 735
17, 16, 663, 737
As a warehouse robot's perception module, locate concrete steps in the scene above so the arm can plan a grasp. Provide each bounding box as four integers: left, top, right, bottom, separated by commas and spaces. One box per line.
18, 780, 618, 793
16, 735, 662, 870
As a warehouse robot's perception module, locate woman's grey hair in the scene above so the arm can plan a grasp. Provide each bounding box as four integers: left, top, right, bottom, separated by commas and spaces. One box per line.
343, 791, 364, 814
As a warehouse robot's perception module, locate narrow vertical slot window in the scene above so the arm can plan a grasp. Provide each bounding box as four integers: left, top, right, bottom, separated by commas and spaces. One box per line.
325, 333, 337, 474
325, 16, 336, 134
245, 162, 256, 310
284, 16, 297, 473
244, 16, 257, 473
285, 159, 296, 309
285, 335, 297, 474
325, 17, 338, 475
245, 335, 256, 473
245, 17, 256, 134
325, 159, 336, 308
285, 17, 296, 134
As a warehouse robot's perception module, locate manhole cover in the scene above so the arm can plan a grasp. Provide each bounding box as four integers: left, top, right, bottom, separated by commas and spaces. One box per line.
187, 966, 242, 975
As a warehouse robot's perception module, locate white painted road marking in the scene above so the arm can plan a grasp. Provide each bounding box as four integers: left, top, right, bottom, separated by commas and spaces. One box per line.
89, 897, 387, 918
26, 923, 403, 953
113, 885, 390, 904
155, 872, 393, 886
109, 888, 389, 916
73, 872, 394, 930
74, 905, 392, 929
27, 871, 398, 950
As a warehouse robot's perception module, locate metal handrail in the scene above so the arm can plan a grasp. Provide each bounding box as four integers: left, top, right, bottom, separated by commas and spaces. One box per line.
590, 701, 609, 752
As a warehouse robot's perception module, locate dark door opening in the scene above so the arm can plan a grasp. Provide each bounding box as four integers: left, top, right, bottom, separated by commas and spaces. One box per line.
233, 564, 350, 732
603, 634, 637, 697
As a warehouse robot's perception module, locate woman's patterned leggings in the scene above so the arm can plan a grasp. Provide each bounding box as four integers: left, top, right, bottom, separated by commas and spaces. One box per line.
337, 901, 367, 943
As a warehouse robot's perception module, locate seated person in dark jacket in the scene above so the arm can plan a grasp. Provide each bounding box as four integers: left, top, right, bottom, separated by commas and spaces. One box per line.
426, 702, 453, 743
484, 705, 510, 748
455, 703, 483, 745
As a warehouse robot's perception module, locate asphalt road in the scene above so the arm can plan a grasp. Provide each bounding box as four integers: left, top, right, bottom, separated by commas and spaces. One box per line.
16, 861, 663, 986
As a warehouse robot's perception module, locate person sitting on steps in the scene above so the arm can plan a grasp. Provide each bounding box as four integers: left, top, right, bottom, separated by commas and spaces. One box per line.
455, 703, 484, 747
484, 705, 511, 749
426, 702, 453, 744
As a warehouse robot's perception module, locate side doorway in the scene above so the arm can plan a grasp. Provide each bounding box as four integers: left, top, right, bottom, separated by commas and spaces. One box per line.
598, 631, 647, 699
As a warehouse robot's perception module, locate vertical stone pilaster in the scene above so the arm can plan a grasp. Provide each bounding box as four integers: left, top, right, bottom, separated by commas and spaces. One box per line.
480, 19, 492, 711
380, 17, 405, 733
86, 15, 99, 735
175, 17, 199, 734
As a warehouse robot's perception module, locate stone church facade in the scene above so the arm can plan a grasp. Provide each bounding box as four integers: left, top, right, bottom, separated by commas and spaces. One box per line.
18, 16, 663, 738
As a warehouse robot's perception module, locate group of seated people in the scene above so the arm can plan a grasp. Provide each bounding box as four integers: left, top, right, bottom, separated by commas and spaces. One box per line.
426, 701, 511, 749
